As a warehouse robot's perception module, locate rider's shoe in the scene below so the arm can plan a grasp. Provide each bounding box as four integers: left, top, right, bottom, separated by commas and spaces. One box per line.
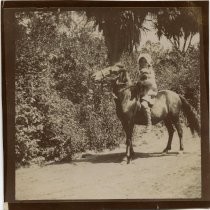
145, 124, 152, 133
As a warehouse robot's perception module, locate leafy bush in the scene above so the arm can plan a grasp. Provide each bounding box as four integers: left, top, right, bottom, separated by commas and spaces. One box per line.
15, 11, 123, 167
79, 88, 124, 151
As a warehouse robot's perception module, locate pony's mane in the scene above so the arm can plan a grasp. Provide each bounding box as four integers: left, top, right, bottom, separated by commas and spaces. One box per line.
113, 70, 137, 99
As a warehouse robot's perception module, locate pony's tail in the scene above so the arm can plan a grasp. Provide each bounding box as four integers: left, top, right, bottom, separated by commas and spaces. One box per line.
180, 95, 201, 136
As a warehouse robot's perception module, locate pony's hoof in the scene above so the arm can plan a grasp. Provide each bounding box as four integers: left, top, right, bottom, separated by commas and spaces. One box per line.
120, 157, 127, 165
178, 150, 184, 155
127, 157, 131, 164
162, 149, 170, 154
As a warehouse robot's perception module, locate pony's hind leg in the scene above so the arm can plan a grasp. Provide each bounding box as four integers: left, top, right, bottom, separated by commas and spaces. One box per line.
163, 120, 175, 153
174, 120, 184, 151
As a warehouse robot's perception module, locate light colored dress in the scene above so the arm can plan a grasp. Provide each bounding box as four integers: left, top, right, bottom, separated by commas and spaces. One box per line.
139, 66, 158, 104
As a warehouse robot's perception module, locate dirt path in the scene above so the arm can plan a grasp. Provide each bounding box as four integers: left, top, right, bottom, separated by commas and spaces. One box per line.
16, 127, 201, 200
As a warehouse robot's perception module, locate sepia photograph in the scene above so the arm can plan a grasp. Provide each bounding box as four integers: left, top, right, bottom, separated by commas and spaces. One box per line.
2, 4, 208, 202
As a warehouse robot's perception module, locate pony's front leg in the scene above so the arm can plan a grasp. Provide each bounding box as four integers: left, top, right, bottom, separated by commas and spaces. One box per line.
130, 140, 135, 158
126, 140, 131, 164
125, 123, 134, 164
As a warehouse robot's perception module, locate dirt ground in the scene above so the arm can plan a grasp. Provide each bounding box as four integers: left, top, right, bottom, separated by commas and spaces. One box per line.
16, 126, 201, 200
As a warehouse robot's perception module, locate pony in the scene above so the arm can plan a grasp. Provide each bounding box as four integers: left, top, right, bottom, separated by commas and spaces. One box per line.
92, 65, 200, 164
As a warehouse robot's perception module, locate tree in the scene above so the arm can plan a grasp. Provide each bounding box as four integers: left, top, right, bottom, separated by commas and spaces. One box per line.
85, 8, 150, 64
153, 8, 200, 53
85, 7, 200, 63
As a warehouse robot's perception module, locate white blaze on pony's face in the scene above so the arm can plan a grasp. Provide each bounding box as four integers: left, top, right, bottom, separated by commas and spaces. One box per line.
92, 64, 124, 82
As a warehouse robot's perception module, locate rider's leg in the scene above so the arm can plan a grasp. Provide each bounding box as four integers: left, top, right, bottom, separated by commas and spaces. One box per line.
141, 100, 152, 132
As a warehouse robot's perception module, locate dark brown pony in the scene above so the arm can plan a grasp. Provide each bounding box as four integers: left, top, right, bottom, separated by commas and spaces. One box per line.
92, 66, 200, 164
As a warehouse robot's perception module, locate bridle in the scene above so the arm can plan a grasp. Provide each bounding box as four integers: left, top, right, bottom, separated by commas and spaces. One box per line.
115, 70, 132, 90
98, 68, 132, 91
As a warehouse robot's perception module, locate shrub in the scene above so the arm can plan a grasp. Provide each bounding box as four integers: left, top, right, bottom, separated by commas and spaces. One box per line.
15, 11, 123, 166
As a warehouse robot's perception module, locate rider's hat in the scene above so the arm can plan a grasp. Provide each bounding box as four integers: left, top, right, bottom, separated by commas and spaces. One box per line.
137, 53, 152, 67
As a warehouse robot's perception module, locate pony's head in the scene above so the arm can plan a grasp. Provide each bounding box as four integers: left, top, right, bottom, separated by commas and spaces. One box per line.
92, 63, 126, 83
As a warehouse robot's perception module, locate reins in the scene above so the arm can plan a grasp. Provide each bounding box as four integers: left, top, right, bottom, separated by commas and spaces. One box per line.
119, 84, 136, 92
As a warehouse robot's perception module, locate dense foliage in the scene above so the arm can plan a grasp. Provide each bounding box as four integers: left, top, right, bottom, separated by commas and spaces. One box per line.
15, 11, 123, 166
153, 8, 200, 52
86, 7, 200, 63
15, 10, 200, 167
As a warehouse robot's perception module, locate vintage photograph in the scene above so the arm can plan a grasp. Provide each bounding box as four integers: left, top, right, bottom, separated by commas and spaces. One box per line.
14, 7, 202, 200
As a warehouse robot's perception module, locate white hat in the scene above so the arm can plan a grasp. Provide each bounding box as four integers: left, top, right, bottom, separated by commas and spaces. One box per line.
137, 53, 152, 66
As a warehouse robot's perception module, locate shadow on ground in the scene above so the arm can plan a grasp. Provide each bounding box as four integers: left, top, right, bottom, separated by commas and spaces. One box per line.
47, 151, 180, 165
77, 151, 180, 164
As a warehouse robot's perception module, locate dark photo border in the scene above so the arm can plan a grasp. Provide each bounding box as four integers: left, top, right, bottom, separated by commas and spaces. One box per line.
2, 1, 209, 209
